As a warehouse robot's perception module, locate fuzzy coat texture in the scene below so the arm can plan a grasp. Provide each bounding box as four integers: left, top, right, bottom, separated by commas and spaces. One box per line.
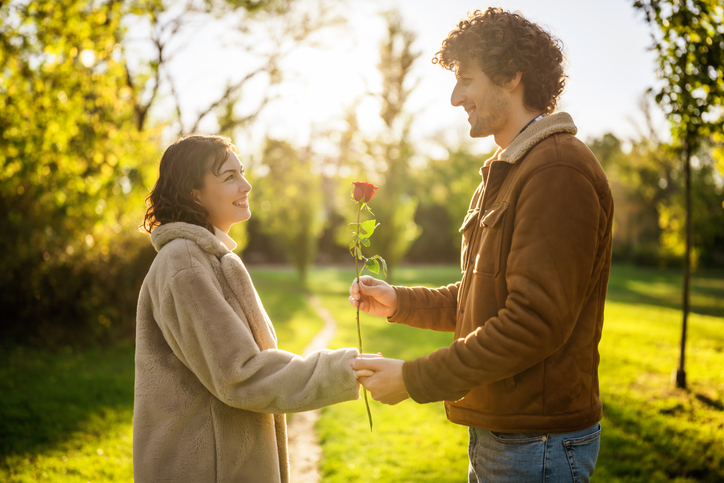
392, 112, 614, 433
133, 222, 359, 482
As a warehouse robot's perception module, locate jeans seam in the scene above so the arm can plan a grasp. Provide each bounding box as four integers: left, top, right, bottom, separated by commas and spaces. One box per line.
564, 441, 578, 483
542, 434, 549, 483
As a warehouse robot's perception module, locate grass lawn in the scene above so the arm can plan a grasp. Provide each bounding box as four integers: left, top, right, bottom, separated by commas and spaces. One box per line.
0, 268, 320, 482
1, 264, 723, 482
310, 265, 724, 483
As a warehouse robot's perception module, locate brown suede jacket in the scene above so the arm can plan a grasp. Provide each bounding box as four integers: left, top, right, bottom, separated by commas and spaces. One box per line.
392, 112, 613, 433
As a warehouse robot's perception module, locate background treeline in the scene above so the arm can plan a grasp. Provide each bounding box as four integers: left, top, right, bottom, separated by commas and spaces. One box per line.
1, 0, 723, 347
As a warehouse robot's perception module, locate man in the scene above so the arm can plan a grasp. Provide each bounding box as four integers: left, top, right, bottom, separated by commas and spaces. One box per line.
349, 8, 613, 483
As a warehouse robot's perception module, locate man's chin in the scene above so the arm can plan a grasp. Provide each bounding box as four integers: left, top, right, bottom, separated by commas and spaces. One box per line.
469, 127, 490, 139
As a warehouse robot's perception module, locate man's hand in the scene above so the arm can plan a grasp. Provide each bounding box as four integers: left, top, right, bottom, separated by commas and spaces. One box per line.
350, 357, 409, 405
348, 276, 398, 318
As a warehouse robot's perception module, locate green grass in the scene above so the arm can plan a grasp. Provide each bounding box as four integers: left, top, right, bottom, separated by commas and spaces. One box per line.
0, 267, 321, 482
308, 265, 724, 483
0, 264, 722, 482
0, 344, 135, 482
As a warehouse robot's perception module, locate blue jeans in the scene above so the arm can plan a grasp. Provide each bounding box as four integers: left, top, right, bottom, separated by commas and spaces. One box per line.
468, 423, 601, 483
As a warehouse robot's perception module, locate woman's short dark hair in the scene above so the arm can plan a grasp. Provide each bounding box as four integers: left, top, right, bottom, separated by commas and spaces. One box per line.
142, 134, 237, 234
433, 8, 566, 114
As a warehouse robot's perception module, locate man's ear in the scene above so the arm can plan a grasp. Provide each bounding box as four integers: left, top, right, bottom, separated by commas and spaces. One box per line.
503, 71, 523, 92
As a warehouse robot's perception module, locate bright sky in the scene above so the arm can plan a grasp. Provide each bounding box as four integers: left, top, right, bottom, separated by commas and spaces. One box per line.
147, 0, 667, 158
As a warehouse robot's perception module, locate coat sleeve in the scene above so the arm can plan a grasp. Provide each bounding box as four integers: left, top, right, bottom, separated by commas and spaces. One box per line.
402, 165, 606, 403
156, 261, 360, 414
387, 282, 460, 332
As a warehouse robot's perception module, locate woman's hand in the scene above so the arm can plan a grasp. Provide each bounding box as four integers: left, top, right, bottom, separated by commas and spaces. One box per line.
348, 276, 398, 318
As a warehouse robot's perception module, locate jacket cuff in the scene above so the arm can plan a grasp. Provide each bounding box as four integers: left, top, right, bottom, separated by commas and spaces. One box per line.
402, 358, 436, 404
330, 347, 362, 403
387, 286, 413, 324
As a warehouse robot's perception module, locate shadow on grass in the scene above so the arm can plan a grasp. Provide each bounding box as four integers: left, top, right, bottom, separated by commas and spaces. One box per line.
602, 265, 724, 318
597, 397, 724, 483
0, 342, 135, 461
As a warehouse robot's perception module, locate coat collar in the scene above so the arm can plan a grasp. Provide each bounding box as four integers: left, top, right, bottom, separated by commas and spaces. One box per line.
151, 222, 230, 258
484, 112, 578, 167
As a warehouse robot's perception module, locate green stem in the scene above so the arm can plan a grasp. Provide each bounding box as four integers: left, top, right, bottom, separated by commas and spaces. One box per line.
354, 202, 373, 432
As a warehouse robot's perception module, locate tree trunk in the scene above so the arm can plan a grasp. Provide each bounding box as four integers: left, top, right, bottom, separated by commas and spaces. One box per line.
675, 141, 692, 389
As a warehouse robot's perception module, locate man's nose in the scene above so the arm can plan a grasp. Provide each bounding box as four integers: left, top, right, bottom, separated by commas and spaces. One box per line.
451, 82, 465, 107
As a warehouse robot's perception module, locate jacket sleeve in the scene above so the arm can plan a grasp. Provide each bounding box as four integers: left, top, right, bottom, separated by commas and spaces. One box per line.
156, 262, 360, 414
403, 165, 606, 403
387, 282, 460, 332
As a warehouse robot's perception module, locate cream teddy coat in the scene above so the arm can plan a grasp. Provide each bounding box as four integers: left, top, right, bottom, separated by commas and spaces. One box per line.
133, 222, 359, 483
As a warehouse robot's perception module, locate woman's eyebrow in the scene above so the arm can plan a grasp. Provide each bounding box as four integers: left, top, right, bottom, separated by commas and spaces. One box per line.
217, 166, 243, 176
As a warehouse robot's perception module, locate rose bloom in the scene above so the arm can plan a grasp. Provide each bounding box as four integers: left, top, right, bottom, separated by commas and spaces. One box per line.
353, 182, 378, 203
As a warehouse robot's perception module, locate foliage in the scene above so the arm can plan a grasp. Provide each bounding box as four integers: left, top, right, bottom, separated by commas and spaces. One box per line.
0, 0, 335, 345
0, 0, 160, 345
250, 138, 325, 281
361, 11, 421, 281
632, 0, 724, 148
589, 130, 724, 268
633, 0, 724, 387
409, 143, 495, 261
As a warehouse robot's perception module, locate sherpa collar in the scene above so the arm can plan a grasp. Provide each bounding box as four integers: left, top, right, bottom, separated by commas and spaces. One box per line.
485, 111, 578, 167
151, 222, 230, 258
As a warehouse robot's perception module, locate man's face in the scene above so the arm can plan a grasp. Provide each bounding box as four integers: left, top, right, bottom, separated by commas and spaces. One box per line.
451, 59, 510, 139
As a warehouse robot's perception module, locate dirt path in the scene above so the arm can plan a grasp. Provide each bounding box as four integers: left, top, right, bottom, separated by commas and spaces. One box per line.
287, 294, 338, 483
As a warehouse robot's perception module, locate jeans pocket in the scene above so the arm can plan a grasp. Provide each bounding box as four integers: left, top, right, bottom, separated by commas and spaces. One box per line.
563, 425, 601, 483
490, 431, 546, 444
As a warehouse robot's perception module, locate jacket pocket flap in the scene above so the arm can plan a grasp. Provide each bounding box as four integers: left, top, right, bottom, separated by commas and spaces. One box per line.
481, 202, 509, 228
459, 209, 481, 232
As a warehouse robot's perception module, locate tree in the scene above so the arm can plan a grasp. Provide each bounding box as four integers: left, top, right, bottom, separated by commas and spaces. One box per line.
632, 0, 724, 388
363, 11, 421, 281
407, 140, 495, 263
250, 138, 325, 282
0, 0, 159, 344
0, 0, 344, 344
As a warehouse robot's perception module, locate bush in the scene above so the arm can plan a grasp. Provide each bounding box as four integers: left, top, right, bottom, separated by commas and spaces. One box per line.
1, 233, 155, 348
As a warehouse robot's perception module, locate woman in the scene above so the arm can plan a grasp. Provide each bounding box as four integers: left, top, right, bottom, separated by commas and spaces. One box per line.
134, 134, 361, 483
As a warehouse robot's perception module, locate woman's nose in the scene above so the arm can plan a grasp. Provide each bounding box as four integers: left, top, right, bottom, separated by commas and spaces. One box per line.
241, 177, 252, 192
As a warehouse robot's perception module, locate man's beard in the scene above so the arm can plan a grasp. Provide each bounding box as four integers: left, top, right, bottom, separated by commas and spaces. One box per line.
469, 92, 509, 138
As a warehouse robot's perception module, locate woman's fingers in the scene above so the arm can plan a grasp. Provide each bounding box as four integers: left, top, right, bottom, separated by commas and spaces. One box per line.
354, 369, 375, 378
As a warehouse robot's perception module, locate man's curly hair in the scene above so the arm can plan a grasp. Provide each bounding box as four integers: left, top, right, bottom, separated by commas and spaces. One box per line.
433, 8, 566, 114
142, 134, 237, 234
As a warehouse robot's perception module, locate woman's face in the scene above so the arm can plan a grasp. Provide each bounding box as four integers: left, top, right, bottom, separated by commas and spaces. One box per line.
193, 152, 252, 234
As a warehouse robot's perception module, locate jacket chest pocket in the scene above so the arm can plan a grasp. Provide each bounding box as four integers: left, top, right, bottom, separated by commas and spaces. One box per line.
459, 208, 481, 272
473, 201, 509, 277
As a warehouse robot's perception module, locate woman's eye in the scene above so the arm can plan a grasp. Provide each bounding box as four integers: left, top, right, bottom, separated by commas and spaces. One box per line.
225, 174, 234, 181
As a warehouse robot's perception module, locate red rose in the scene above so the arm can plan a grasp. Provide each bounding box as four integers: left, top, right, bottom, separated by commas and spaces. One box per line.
352, 181, 378, 203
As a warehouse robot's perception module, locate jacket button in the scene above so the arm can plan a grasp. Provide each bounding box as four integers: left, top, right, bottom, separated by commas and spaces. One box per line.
461, 307, 465, 313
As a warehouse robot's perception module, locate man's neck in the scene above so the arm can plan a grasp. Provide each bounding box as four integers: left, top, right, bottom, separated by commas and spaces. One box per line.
494, 109, 546, 150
